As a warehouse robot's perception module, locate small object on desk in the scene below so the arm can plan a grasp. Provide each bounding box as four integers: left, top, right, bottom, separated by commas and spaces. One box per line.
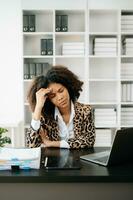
11, 165, 20, 171
44, 157, 48, 167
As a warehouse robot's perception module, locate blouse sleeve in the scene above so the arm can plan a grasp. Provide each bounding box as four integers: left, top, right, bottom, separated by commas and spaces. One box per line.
26, 118, 47, 148
68, 107, 95, 149
26, 126, 42, 148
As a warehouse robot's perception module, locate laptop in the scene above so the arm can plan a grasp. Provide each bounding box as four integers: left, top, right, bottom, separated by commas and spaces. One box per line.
80, 128, 133, 166
41, 148, 81, 170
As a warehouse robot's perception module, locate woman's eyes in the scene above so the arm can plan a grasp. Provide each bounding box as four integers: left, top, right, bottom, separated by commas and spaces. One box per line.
59, 88, 64, 93
48, 88, 64, 99
48, 94, 55, 99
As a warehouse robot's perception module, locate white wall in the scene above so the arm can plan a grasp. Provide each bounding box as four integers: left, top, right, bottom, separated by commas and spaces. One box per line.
0, 0, 23, 125
22, 0, 87, 9
22, 0, 133, 9
89, 0, 133, 9
0, 0, 24, 146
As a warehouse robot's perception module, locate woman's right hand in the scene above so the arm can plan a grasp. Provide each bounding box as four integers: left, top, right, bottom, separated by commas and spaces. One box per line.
33, 88, 52, 120
36, 88, 52, 109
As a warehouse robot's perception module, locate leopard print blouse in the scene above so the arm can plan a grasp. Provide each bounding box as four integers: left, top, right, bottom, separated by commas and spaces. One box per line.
26, 102, 95, 149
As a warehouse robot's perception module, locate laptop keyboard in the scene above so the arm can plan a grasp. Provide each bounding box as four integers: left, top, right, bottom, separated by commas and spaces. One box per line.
88, 150, 110, 159
80, 150, 110, 164
94, 155, 108, 163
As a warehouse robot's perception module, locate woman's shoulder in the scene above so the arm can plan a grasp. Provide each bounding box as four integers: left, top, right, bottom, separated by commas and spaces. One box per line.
74, 101, 92, 114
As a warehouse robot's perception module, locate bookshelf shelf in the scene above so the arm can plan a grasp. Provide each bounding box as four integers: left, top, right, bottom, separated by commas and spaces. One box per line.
89, 32, 118, 35
121, 102, 133, 105
121, 32, 133, 35
23, 32, 54, 35
23, 79, 32, 82
89, 79, 118, 81
121, 55, 133, 58
55, 32, 85, 35
95, 125, 118, 128
56, 54, 86, 57
89, 102, 118, 105
22, 7, 133, 147
23, 55, 53, 58
89, 53, 119, 57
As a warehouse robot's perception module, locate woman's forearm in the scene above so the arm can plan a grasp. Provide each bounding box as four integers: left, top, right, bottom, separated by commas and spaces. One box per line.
33, 105, 42, 120
43, 139, 60, 148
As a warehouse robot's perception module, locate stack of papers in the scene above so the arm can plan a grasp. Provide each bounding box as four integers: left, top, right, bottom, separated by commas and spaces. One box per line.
0, 147, 41, 170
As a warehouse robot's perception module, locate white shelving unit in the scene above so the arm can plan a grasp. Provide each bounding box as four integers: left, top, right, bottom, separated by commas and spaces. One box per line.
120, 10, 133, 130
22, 7, 133, 146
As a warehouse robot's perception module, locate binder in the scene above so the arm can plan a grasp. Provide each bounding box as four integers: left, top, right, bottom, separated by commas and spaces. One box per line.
41, 39, 47, 55
36, 63, 43, 76
29, 63, 36, 79
24, 63, 30, 79
55, 15, 62, 32
61, 15, 68, 32
23, 15, 29, 32
47, 39, 53, 55
42, 63, 50, 75
29, 15, 36, 32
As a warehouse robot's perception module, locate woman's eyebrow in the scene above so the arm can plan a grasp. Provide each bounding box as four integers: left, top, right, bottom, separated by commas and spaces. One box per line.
52, 87, 63, 93
49, 86, 64, 94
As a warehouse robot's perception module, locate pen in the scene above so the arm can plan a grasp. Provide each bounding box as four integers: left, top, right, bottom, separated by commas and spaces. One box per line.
44, 157, 48, 167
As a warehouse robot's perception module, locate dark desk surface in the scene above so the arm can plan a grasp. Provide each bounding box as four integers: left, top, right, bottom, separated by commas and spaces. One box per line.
0, 147, 133, 183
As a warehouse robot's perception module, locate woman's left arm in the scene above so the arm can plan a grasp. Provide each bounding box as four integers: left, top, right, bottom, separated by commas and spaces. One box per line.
68, 108, 95, 149
39, 129, 60, 147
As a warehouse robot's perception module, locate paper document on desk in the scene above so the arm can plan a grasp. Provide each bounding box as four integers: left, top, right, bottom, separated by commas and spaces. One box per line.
0, 147, 41, 170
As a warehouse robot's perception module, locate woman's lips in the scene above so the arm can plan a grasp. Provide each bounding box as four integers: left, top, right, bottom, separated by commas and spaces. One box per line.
59, 100, 67, 106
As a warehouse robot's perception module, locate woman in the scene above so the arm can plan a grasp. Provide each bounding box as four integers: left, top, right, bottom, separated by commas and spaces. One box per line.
26, 65, 95, 148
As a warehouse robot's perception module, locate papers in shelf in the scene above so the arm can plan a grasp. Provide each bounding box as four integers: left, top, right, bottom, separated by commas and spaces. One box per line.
0, 147, 41, 170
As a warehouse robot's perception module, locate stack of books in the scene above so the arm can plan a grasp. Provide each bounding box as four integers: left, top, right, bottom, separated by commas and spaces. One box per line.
41, 39, 53, 55
123, 38, 133, 55
121, 83, 133, 102
121, 15, 133, 32
0, 147, 41, 170
62, 42, 85, 55
121, 63, 133, 79
93, 37, 117, 56
121, 107, 133, 126
55, 15, 68, 32
94, 108, 117, 127
23, 15, 36, 32
24, 62, 50, 79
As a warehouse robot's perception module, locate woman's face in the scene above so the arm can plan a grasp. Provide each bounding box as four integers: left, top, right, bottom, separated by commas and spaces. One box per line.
48, 83, 70, 110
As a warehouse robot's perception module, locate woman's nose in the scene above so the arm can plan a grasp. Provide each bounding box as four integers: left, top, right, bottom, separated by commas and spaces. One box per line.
57, 93, 63, 101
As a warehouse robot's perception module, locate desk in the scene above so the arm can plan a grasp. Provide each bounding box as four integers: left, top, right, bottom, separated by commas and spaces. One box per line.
0, 147, 133, 200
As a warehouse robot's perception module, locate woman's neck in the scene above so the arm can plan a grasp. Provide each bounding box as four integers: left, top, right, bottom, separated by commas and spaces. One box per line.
58, 102, 71, 124
59, 106, 71, 116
